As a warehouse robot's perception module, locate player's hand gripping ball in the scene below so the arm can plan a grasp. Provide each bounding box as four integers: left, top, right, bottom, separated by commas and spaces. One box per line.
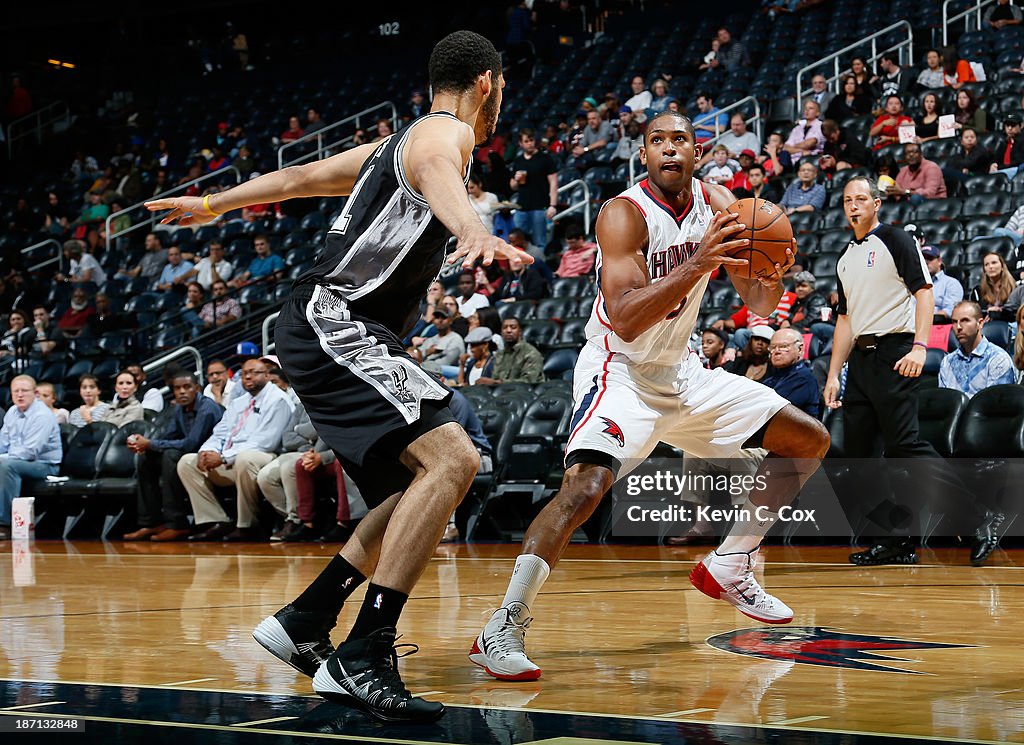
724, 198, 795, 282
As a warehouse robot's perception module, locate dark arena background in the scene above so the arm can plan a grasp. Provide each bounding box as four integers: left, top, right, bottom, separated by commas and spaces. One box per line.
2, 1, 1024, 743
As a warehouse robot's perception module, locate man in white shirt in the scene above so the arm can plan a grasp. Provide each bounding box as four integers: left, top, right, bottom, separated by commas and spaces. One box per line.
183, 240, 235, 290
714, 113, 762, 161
454, 271, 490, 317
56, 240, 107, 285
178, 357, 294, 541
624, 75, 651, 122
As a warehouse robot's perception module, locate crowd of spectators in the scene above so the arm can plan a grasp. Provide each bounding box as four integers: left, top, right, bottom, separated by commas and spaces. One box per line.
2, 5, 1024, 544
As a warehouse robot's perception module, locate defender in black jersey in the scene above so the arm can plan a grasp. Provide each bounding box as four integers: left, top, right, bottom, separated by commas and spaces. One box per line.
147, 30, 531, 723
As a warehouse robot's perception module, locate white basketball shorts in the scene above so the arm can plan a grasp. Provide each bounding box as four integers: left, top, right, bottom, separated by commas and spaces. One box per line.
565, 342, 789, 475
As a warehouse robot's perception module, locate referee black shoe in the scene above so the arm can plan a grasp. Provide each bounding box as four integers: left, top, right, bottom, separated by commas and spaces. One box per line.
312, 627, 444, 723
970, 510, 1005, 567
253, 604, 336, 678
849, 540, 918, 566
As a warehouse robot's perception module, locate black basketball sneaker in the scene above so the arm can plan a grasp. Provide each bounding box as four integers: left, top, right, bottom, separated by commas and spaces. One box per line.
312, 627, 444, 723
252, 604, 336, 678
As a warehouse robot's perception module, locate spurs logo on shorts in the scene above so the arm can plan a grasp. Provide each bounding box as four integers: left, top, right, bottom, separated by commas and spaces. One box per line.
390, 367, 410, 398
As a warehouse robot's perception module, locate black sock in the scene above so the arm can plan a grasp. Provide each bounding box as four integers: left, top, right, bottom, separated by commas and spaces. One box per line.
291, 554, 366, 617
346, 583, 408, 642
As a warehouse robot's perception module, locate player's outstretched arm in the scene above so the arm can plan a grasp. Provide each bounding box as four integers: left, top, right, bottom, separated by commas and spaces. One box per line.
704, 181, 794, 315
145, 142, 380, 226
402, 117, 532, 270
599, 198, 747, 343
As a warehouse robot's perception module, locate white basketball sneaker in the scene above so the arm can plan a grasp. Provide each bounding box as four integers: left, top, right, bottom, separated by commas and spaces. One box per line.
689, 548, 794, 624
469, 602, 542, 681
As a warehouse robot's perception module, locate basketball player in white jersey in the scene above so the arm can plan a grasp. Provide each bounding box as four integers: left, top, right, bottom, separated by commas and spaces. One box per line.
470, 110, 830, 681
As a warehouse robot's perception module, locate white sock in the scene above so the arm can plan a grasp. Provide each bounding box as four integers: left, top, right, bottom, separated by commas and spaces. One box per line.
500, 554, 551, 611
717, 499, 777, 555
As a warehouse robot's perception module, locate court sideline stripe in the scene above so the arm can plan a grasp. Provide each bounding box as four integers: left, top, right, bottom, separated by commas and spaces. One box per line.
230, 716, 299, 727
1, 700, 66, 710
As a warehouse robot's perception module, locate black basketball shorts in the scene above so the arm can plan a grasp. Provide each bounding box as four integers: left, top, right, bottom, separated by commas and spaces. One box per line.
275, 284, 455, 506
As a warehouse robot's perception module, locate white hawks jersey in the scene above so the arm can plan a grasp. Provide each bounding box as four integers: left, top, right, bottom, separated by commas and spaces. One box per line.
584, 177, 714, 366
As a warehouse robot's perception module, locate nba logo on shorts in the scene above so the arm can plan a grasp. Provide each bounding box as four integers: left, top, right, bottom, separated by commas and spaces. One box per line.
867, 251, 876, 267
373, 593, 384, 609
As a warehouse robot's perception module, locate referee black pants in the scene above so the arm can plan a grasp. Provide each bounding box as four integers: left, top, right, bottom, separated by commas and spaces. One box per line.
843, 335, 974, 540
844, 335, 935, 461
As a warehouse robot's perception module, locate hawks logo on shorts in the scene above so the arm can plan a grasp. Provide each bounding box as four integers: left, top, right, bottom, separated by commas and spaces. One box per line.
600, 417, 625, 447
707, 627, 972, 673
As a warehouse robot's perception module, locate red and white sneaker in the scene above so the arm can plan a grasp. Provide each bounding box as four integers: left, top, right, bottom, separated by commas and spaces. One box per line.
689, 548, 794, 624
469, 602, 542, 681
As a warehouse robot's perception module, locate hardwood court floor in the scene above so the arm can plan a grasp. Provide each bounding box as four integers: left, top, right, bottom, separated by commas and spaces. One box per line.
1, 540, 1023, 744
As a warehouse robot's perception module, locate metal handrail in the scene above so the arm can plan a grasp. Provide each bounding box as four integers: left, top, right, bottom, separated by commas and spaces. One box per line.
262, 311, 280, 354
277, 101, 398, 170
552, 179, 592, 233
142, 345, 205, 388
6, 101, 70, 159
630, 96, 763, 185
943, 0, 997, 45
103, 167, 242, 253
795, 21, 914, 106
20, 238, 62, 273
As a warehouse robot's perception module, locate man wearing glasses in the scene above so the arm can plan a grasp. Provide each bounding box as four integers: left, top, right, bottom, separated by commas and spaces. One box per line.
760, 328, 820, 418
178, 357, 293, 541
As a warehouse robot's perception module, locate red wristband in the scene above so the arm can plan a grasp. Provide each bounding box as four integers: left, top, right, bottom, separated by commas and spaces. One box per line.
913, 341, 927, 350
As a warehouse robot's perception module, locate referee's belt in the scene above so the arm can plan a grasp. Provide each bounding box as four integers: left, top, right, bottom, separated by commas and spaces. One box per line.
854, 332, 913, 351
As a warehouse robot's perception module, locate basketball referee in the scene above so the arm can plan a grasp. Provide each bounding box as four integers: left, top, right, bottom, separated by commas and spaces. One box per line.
824, 177, 996, 566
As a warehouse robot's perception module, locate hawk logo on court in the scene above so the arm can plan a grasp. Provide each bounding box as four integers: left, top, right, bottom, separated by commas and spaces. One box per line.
707, 627, 972, 674
600, 417, 625, 447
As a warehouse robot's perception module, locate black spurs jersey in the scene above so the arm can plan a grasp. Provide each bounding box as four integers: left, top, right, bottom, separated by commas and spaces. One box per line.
296, 111, 468, 335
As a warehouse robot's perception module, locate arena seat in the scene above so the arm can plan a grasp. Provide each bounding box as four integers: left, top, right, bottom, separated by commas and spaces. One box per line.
981, 320, 1012, 351
522, 319, 560, 351
550, 276, 590, 298
92, 420, 156, 538
543, 347, 579, 379
534, 297, 577, 322
962, 215, 1005, 241
878, 201, 911, 226
29, 422, 117, 538
967, 235, 1018, 263
962, 173, 1010, 194
917, 387, 969, 458
953, 384, 1024, 458
962, 192, 1012, 218
915, 219, 963, 246
912, 199, 959, 223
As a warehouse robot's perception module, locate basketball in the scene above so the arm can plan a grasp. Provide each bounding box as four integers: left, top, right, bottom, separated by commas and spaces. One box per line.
724, 198, 794, 282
